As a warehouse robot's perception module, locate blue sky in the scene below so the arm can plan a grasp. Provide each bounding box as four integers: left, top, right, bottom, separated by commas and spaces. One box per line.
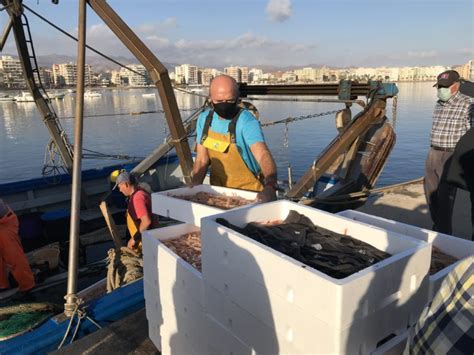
1, 0, 472, 68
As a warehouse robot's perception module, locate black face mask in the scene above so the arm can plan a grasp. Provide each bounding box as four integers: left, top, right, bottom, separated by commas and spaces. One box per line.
213, 100, 239, 119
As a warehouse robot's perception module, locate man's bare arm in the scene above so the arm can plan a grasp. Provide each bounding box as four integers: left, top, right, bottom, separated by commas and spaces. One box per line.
191, 144, 210, 185
250, 142, 277, 202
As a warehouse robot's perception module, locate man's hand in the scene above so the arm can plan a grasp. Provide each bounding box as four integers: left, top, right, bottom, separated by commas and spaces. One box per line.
127, 238, 136, 249
256, 186, 277, 203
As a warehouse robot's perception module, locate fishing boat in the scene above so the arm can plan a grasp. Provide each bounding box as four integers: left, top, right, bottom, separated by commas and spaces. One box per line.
14, 91, 35, 102
141, 92, 156, 98
0, 94, 16, 102
84, 90, 102, 98
48, 91, 66, 100
0, 1, 472, 354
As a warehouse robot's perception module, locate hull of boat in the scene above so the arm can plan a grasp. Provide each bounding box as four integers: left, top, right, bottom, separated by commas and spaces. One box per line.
0, 279, 145, 355
0, 154, 183, 215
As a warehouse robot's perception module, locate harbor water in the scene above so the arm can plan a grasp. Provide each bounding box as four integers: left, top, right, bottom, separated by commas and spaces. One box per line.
0, 82, 436, 186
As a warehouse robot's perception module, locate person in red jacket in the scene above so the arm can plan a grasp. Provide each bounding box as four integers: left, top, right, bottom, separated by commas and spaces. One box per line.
0, 199, 35, 294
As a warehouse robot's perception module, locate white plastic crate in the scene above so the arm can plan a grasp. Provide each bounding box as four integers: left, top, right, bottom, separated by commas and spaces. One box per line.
160, 312, 207, 355
144, 279, 162, 323
206, 283, 301, 354
201, 200, 431, 354
152, 184, 257, 226
144, 280, 162, 351
142, 231, 159, 288
147, 317, 162, 351
160, 283, 207, 355
143, 224, 205, 354
337, 209, 474, 298
372, 330, 409, 355
206, 315, 253, 355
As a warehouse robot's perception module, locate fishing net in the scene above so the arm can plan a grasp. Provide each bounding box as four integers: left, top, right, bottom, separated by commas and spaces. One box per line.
0, 302, 60, 340
217, 210, 391, 279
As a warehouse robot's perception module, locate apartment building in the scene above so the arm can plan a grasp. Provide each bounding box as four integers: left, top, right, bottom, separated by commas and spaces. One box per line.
224, 66, 248, 83
0, 55, 26, 88
200, 68, 221, 85
119, 64, 151, 87
454, 60, 474, 80
52, 63, 93, 87
294, 67, 323, 82
175, 64, 198, 84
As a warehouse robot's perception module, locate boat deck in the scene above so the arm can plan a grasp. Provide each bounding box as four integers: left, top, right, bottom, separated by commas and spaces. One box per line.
51, 308, 158, 355
358, 179, 472, 240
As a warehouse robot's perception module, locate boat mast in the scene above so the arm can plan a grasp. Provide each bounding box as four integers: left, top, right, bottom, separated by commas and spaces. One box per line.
64, 0, 87, 317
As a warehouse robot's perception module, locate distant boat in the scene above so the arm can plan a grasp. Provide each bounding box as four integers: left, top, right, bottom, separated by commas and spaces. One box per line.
84, 90, 102, 98
141, 93, 156, 98
187, 84, 207, 94
46, 91, 66, 100
14, 91, 35, 102
0, 95, 15, 102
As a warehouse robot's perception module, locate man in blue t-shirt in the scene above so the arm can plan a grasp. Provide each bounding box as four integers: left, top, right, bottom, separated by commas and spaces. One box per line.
191, 75, 277, 202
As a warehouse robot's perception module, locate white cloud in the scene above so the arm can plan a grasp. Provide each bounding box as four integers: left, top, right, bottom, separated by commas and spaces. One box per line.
456, 47, 474, 55
144, 35, 171, 48
266, 0, 292, 22
406, 50, 438, 59
137, 17, 178, 34
166, 32, 317, 66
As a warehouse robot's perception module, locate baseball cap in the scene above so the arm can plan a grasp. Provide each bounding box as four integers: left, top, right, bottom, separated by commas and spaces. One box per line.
113, 170, 132, 190
434, 70, 460, 87
0, 198, 9, 218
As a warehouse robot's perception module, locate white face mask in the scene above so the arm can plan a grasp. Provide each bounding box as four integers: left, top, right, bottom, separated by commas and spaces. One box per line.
437, 87, 452, 102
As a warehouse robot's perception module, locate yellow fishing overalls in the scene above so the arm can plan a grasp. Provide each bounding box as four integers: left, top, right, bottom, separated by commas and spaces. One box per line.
201, 109, 264, 192
126, 188, 147, 252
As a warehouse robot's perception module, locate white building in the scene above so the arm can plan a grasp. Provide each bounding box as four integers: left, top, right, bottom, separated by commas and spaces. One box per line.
52, 63, 93, 87
0, 55, 26, 88
119, 64, 151, 87
175, 64, 198, 84
282, 71, 297, 82
294, 67, 322, 82
249, 68, 263, 83
201, 68, 221, 85
38, 68, 53, 87
224, 66, 248, 83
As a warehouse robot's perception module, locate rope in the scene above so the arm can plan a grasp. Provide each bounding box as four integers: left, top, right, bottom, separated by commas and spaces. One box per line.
42, 139, 67, 182
56, 298, 102, 348
82, 147, 144, 161
69, 309, 85, 344
0, 3, 13, 11
57, 302, 80, 349
261, 110, 340, 127
24, 5, 210, 98
24, 5, 146, 78
86, 316, 103, 330
57, 107, 201, 120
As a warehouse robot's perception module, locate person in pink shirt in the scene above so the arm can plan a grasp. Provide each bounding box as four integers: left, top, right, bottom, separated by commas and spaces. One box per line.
114, 171, 159, 250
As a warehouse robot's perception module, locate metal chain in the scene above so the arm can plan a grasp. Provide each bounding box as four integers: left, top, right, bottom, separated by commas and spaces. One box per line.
391, 95, 398, 129
260, 109, 340, 127
283, 122, 290, 148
